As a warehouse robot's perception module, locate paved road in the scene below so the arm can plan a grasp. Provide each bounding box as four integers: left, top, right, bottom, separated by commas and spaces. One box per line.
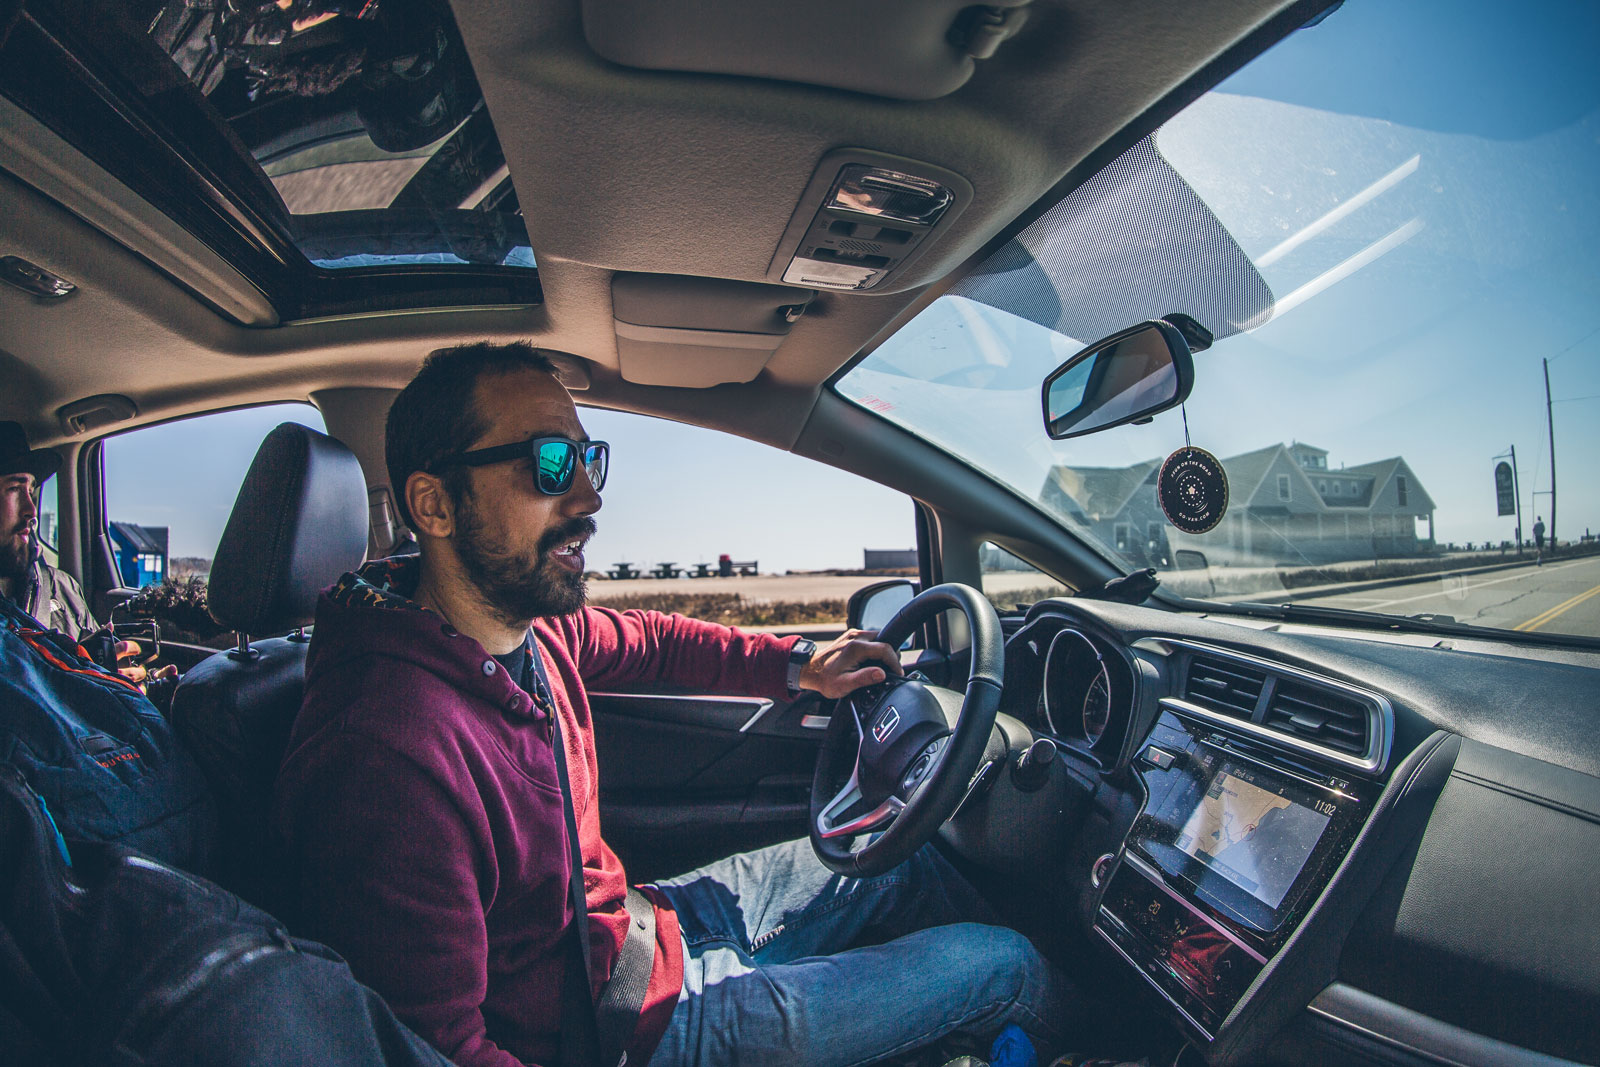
1295, 554, 1600, 638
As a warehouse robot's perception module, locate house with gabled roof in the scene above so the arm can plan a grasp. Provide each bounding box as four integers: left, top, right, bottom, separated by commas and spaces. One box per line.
1040, 442, 1436, 567
108, 520, 169, 588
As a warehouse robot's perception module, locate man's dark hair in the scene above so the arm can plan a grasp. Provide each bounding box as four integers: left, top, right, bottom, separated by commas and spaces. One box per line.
385, 341, 558, 530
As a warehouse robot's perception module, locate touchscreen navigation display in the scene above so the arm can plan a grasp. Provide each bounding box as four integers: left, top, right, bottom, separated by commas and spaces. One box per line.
1173, 762, 1331, 910
1128, 712, 1368, 934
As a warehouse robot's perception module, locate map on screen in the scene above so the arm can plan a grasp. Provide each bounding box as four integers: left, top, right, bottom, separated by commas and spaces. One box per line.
1175, 765, 1331, 909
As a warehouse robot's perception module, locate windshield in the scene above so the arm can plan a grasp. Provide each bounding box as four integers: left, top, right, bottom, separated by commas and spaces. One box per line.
838, 0, 1600, 641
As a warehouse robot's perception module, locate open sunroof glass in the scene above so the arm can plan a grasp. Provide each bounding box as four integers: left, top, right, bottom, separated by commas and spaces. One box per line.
0, 0, 534, 288
137, 0, 534, 271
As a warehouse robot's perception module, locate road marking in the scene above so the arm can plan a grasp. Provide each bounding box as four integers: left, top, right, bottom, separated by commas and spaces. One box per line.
1515, 582, 1600, 632
1317, 557, 1600, 611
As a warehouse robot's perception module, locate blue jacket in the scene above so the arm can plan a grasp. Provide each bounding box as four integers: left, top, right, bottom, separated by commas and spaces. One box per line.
0, 594, 214, 869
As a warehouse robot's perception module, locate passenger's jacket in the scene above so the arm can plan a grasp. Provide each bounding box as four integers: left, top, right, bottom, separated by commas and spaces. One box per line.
272, 556, 798, 1067
19, 559, 97, 640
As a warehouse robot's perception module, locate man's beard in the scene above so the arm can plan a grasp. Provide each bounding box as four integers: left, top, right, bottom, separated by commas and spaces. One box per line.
453, 490, 594, 626
0, 526, 33, 585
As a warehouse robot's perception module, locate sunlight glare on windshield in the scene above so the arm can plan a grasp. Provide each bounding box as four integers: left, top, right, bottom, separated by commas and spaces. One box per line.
838, 0, 1600, 640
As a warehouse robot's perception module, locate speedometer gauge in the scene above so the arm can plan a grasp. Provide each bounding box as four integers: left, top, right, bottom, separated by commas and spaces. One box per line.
1041, 627, 1111, 743
1083, 671, 1111, 741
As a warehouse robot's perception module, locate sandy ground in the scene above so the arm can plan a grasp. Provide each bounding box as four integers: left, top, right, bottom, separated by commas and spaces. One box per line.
586, 571, 1067, 605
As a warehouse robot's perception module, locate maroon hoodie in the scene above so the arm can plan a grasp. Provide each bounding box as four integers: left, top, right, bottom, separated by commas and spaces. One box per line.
272, 557, 798, 1067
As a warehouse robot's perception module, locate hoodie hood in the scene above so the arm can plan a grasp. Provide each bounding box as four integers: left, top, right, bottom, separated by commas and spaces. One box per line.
308, 554, 545, 722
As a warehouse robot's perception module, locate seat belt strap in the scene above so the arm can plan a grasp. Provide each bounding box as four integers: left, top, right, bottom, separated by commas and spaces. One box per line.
596, 887, 656, 1066
527, 640, 601, 1067
528, 637, 655, 1067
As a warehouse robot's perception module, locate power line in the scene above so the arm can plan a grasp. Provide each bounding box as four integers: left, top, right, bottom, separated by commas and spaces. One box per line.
1545, 323, 1600, 363
1552, 393, 1600, 404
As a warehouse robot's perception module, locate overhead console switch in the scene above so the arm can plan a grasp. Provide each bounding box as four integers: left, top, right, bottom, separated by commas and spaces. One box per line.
771, 149, 973, 292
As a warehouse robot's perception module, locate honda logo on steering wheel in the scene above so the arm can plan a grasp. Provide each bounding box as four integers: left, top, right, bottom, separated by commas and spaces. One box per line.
872, 706, 901, 743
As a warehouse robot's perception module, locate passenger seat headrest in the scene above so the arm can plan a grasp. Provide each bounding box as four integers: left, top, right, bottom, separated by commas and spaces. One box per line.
207, 422, 368, 636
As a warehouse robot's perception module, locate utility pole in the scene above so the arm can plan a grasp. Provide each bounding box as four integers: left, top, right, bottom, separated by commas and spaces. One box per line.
1510, 444, 1523, 554
1544, 358, 1557, 548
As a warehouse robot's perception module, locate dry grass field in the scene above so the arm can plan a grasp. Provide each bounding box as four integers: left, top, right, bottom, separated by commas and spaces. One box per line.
585, 572, 1073, 627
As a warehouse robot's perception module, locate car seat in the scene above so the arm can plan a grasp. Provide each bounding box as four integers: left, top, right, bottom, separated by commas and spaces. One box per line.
170, 421, 368, 912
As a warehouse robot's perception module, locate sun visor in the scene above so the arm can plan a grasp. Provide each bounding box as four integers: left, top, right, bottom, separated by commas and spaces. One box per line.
580, 0, 1031, 101
611, 274, 813, 388
950, 137, 1274, 344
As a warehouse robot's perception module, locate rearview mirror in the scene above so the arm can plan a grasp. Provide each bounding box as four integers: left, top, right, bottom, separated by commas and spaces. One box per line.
1041, 320, 1194, 440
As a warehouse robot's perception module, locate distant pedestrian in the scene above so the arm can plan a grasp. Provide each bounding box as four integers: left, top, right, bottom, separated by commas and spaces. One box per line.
1533, 516, 1546, 563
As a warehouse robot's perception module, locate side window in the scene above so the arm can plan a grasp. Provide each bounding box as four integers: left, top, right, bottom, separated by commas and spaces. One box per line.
980, 542, 1070, 612
575, 408, 911, 630
102, 404, 326, 644
36, 470, 60, 556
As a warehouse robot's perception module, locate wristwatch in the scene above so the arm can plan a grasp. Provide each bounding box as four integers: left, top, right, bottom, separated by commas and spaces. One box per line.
786, 638, 817, 697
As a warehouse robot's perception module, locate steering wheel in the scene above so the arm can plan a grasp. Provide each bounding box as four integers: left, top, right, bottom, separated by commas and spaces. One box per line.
809, 584, 1003, 876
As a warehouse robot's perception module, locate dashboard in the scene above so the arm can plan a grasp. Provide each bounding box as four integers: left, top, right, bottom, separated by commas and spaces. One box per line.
970, 598, 1600, 1067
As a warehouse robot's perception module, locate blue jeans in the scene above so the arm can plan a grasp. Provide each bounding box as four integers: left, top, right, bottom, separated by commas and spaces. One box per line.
646, 838, 1078, 1067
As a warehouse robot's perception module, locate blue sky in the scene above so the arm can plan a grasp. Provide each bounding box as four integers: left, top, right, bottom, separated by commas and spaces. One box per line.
847, 0, 1600, 556
102, 0, 1600, 571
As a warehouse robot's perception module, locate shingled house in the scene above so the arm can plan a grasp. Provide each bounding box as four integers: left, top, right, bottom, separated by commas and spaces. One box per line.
108, 520, 169, 588
1040, 442, 1435, 567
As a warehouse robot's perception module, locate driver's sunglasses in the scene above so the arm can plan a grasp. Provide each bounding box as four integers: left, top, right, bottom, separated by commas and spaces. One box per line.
434, 435, 609, 496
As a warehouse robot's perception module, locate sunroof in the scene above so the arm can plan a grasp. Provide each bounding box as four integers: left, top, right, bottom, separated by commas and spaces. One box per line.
142, 0, 534, 271
0, 0, 540, 319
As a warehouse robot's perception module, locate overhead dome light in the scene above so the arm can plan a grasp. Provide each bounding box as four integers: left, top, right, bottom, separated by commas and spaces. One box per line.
770, 150, 974, 293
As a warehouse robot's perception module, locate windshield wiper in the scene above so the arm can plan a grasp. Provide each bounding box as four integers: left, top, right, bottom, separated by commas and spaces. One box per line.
1205, 600, 1600, 650
1227, 601, 1469, 634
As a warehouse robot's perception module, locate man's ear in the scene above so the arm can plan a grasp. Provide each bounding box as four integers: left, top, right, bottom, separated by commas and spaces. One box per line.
406, 471, 455, 539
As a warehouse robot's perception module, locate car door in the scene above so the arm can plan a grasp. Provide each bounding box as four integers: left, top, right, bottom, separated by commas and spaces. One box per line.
574, 407, 927, 880
590, 648, 841, 882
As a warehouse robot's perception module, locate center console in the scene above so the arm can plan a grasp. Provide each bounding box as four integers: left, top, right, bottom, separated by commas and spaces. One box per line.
1095, 709, 1379, 1039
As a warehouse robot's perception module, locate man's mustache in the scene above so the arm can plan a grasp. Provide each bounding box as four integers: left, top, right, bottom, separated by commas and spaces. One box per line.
537, 516, 598, 557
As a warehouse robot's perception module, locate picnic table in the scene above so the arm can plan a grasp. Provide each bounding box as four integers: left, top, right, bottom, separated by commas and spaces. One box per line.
650, 562, 682, 579
607, 562, 640, 579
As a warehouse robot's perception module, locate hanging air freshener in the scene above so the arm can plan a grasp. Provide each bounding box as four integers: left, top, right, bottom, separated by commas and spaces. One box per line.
1158, 446, 1228, 534
1158, 408, 1228, 534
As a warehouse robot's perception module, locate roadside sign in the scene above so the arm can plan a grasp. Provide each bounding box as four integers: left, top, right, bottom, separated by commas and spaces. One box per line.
1494, 461, 1515, 516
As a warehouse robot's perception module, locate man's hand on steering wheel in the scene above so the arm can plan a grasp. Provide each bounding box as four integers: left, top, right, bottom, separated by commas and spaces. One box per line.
809, 585, 1004, 876
797, 629, 904, 699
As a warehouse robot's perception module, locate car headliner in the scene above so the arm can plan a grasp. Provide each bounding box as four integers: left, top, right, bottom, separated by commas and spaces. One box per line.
0, 0, 1299, 538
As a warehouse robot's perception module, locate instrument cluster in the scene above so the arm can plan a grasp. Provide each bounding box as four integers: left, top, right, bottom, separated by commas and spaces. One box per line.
1007, 611, 1145, 766
1041, 628, 1114, 744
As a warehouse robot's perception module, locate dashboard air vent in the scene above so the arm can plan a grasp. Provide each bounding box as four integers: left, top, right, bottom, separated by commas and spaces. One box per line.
1264, 678, 1370, 757
1185, 656, 1265, 720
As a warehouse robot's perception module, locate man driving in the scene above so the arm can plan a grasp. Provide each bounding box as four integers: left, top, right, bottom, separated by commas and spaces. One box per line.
272, 342, 1075, 1067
